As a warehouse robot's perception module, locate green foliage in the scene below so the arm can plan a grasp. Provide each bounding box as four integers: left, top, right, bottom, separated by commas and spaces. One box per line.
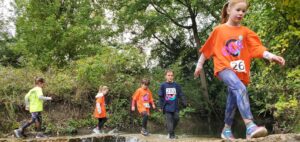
0, 0, 299, 136
64, 45, 147, 129
12, 0, 110, 69
0, 45, 148, 134
245, 0, 300, 133
179, 107, 196, 118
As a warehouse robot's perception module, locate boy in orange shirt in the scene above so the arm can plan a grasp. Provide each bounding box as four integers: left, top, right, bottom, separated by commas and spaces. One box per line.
93, 86, 109, 134
131, 79, 155, 136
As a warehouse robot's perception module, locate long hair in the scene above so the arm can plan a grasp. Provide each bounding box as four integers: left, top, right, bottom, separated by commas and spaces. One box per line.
221, 0, 249, 24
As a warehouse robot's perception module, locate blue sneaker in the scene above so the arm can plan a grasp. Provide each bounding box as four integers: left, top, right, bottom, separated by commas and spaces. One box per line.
246, 122, 268, 139
221, 127, 235, 140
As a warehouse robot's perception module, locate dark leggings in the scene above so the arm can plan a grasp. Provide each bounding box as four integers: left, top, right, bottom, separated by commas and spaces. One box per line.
165, 111, 179, 135
98, 118, 107, 130
21, 112, 42, 132
141, 111, 148, 129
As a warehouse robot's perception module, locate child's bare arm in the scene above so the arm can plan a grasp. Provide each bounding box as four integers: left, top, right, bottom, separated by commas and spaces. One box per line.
263, 51, 285, 66
194, 53, 206, 78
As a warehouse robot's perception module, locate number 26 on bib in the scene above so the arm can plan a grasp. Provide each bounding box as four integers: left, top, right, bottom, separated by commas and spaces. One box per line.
230, 60, 246, 72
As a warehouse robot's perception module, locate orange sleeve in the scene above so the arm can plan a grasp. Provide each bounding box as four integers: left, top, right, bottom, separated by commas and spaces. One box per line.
132, 89, 140, 107
132, 89, 139, 101
200, 29, 217, 59
246, 29, 267, 58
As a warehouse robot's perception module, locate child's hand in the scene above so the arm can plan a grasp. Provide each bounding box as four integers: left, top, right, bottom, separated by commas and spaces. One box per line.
131, 106, 135, 111
272, 56, 285, 66
25, 106, 29, 111
152, 104, 156, 109
194, 67, 202, 79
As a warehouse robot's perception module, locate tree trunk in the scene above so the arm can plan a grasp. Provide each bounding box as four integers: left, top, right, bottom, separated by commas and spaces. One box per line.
188, 4, 210, 107
188, 4, 212, 132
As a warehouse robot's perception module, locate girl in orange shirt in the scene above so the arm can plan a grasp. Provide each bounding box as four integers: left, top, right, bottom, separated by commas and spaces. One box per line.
131, 79, 155, 136
93, 86, 109, 134
194, 0, 285, 141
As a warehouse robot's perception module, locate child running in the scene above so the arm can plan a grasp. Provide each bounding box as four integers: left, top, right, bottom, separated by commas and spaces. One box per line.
131, 78, 155, 136
194, 0, 285, 140
14, 77, 52, 138
93, 86, 109, 134
158, 69, 187, 139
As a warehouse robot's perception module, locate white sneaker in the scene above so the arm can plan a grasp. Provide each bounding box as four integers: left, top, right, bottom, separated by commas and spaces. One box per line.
14, 129, 23, 138
93, 128, 100, 134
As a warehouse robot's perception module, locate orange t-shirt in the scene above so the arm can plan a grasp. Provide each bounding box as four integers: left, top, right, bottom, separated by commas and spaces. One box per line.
132, 87, 154, 114
94, 96, 106, 118
200, 24, 267, 85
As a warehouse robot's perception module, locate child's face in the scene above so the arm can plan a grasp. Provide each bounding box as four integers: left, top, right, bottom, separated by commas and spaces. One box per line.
165, 72, 174, 82
102, 89, 109, 95
141, 84, 148, 89
227, 2, 247, 24
38, 82, 45, 88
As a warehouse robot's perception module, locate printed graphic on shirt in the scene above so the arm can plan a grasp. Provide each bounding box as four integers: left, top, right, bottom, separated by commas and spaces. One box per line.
165, 88, 176, 101
143, 93, 149, 101
222, 35, 244, 57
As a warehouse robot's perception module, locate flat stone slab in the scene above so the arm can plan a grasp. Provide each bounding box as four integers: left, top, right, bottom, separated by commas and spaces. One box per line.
0, 133, 299, 142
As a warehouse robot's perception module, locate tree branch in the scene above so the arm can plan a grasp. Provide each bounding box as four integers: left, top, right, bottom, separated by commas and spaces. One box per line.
152, 34, 168, 48
197, 1, 220, 21
175, 0, 188, 7
150, 0, 192, 29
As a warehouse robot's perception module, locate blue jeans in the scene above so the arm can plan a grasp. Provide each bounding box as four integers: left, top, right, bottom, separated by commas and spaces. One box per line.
218, 69, 253, 126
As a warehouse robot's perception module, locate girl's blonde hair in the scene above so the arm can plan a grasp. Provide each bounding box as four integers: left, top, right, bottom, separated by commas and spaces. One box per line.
99, 86, 109, 92
221, 0, 249, 24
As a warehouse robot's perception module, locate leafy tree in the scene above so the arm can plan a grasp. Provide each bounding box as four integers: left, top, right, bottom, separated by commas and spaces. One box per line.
13, 0, 111, 69
105, 0, 227, 118
245, 0, 300, 132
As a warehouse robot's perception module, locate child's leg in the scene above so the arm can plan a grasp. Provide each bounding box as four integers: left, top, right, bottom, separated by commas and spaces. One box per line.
173, 112, 179, 131
220, 88, 237, 139
141, 111, 148, 130
218, 69, 253, 122
98, 118, 107, 130
224, 88, 237, 127
165, 112, 174, 135
219, 69, 267, 138
21, 112, 39, 131
34, 112, 42, 132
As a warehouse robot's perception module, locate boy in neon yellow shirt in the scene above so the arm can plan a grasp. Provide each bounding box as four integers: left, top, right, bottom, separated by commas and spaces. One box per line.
14, 77, 52, 138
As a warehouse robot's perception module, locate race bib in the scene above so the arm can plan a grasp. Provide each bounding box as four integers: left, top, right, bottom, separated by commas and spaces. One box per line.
230, 60, 246, 72
165, 88, 177, 101
143, 103, 150, 108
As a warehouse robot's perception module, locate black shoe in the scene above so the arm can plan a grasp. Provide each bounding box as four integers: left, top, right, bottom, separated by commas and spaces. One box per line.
168, 133, 176, 139
14, 129, 24, 138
